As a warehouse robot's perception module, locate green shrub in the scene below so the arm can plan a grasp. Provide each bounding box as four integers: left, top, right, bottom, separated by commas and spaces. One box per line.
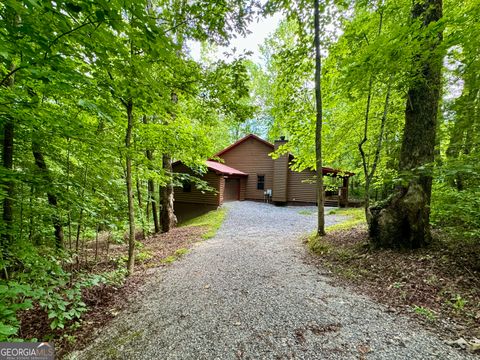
0, 242, 109, 341
431, 184, 480, 241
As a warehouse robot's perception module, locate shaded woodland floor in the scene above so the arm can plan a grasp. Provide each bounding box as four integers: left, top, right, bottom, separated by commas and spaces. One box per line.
19, 223, 210, 358
307, 224, 480, 353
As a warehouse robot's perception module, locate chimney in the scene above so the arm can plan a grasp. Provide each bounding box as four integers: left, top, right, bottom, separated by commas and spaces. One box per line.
272, 137, 289, 203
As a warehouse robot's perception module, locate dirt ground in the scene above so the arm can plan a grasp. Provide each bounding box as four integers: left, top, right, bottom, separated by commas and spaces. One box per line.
19, 224, 207, 358
306, 224, 480, 353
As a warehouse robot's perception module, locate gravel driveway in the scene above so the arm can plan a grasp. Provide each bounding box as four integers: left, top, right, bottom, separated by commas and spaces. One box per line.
73, 202, 472, 360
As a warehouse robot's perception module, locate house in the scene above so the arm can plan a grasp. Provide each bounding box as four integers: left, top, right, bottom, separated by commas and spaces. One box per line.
173, 134, 354, 211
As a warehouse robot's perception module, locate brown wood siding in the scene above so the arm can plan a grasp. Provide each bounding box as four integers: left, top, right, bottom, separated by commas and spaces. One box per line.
220, 137, 274, 200
218, 177, 225, 205
173, 164, 220, 205
224, 178, 240, 201
272, 142, 289, 202
287, 169, 317, 203
239, 177, 246, 201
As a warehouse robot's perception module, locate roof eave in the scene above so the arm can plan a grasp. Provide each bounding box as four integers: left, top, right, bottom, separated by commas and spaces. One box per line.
213, 134, 274, 158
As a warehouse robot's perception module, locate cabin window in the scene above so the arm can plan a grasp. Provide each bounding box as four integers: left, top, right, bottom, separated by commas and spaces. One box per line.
183, 181, 192, 193
257, 175, 265, 190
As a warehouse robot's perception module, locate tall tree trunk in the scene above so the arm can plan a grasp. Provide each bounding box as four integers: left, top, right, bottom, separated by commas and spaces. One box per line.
66, 138, 72, 249
75, 208, 83, 268
368, 0, 443, 248
160, 154, 176, 232
28, 184, 34, 242
75, 163, 89, 266
2, 63, 15, 251
125, 101, 136, 275
314, 0, 325, 236
358, 77, 374, 216
361, 82, 391, 217
136, 173, 146, 239
2, 120, 14, 247
32, 141, 64, 249
148, 178, 160, 233
358, 10, 385, 218
142, 116, 160, 233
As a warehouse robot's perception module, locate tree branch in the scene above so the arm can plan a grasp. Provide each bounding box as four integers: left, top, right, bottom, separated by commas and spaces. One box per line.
44, 18, 99, 60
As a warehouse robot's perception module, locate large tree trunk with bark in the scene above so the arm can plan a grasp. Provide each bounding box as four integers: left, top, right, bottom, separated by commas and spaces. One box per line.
368, 0, 443, 248
160, 154, 176, 233
32, 141, 64, 249
314, 0, 325, 236
125, 101, 136, 275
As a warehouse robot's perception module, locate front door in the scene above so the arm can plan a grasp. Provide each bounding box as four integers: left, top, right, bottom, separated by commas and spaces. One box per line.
224, 178, 240, 201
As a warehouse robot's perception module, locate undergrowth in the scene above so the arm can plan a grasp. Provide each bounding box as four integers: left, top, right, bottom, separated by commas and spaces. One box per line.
307, 224, 480, 340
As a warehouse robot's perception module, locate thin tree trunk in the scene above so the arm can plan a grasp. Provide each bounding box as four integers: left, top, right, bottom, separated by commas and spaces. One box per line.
314, 0, 325, 236
74, 160, 90, 266
81, 227, 87, 266
146, 151, 160, 233
160, 154, 177, 232
369, 83, 391, 187
362, 82, 391, 217
148, 179, 159, 233
2, 63, 15, 250
368, 0, 443, 248
75, 209, 83, 267
28, 184, 34, 242
32, 141, 64, 249
66, 138, 72, 249
125, 101, 136, 275
358, 77, 374, 216
94, 224, 99, 263
358, 10, 384, 217
19, 183, 24, 242
142, 116, 159, 233
136, 173, 146, 239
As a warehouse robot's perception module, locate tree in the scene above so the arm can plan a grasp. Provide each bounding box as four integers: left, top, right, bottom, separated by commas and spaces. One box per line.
368, 0, 444, 248
314, 0, 326, 236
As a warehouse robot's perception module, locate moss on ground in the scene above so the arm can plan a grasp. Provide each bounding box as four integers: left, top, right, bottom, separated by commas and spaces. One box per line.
298, 209, 314, 216
181, 207, 228, 239
161, 248, 190, 264
327, 207, 365, 231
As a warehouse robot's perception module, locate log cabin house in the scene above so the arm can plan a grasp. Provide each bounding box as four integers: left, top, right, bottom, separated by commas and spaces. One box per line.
173, 134, 354, 210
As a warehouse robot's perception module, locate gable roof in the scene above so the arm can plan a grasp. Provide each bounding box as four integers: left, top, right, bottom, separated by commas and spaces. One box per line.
205, 160, 248, 176
214, 133, 274, 158
211, 133, 354, 177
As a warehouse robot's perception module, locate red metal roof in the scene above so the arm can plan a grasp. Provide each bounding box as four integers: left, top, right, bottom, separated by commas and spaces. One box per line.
214, 134, 274, 157
206, 161, 248, 176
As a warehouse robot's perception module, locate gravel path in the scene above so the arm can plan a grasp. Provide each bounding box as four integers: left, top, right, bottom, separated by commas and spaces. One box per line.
73, 202, 472, 360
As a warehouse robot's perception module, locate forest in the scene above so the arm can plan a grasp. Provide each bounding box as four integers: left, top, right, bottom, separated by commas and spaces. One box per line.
0, 0, 478, 350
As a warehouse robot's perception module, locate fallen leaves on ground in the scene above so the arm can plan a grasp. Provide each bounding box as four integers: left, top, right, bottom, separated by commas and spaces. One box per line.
19, 225, 208, 358
306, 225, 480, 350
